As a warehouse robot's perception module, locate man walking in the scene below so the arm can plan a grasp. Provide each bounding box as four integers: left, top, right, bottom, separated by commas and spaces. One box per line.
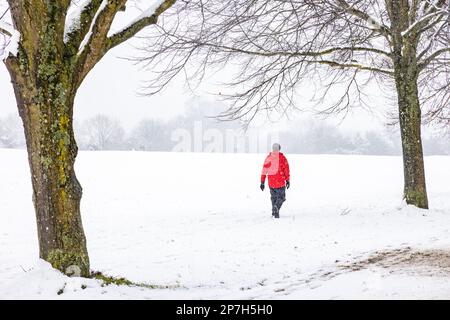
260, 143, 290, 218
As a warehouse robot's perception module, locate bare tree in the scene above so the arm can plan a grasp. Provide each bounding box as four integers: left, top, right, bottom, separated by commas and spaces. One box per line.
141, 0, 450, 209
0, 0, 176, 276
78, 114, 126, 150
128, 118, 169, 151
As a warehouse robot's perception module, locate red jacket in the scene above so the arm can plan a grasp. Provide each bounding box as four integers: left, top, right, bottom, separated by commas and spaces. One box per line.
261, 152, 290, 188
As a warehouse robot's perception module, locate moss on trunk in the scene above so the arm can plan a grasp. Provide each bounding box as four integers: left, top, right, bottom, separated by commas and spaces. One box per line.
395, 72, 429, 209
16, 93, 90, 277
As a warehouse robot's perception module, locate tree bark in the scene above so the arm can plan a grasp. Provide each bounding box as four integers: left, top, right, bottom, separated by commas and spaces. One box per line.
5, 20, 90, 276
395, 72, 429, 209
388, 0, 429, 210
8, 76, 90, 276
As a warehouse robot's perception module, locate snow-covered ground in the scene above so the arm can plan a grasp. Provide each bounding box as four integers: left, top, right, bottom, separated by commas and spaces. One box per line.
0, 149, 449, 299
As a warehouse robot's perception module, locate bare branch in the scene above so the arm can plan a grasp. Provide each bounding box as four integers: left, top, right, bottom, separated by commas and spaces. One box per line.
0, 6, 9, 21
310, 59, 394, 75
335, 0, 392, 37
0, 7, 12, 36
65, 0, 109, 53
0, 24, 11, 36
74, 0, 176, 87
172, 41, 392, 58
107, 0, 176, 50
402, 9, 448, 37
419, 47, 450, 70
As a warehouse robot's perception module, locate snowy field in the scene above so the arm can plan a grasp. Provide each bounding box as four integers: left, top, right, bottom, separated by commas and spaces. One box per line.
1, 148, 450, 299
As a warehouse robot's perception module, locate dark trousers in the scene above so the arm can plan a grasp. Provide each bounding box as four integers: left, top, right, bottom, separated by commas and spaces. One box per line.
270, 187, 286, 217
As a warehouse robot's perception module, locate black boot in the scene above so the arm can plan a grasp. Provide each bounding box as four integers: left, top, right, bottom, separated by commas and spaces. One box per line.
272, 205, 280, 218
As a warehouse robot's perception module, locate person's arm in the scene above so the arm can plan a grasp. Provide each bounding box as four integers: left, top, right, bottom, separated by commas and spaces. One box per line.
260, 156, 270, 189
261, 170, 267, 184
284, 156, 290, 187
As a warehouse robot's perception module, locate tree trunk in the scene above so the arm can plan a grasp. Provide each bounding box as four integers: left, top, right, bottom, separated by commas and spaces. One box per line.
18, 92, 90, 277
388, 0, 429, 209
6, 62, 90, 278
395, 74, 429, 209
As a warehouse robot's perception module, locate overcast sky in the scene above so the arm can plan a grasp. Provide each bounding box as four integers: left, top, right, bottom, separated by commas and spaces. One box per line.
0, 1, 393, 134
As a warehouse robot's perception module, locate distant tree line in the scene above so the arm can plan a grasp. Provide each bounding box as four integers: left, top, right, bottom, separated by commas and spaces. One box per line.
1, 109, 449, 155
